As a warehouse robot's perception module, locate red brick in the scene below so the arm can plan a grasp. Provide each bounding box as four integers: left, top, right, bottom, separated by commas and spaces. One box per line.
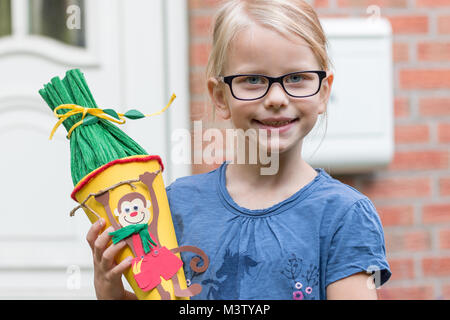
360, 177, 431, 199
377, 205, 414, 226
378, 285, 435, 300
400, 69, 450, 89
189, 0, 221, 10
191, 100, 215, 122
438, 123, 450, 143
417, 42, 450, 61
388, 150, 449, 170
190, 42, 211, 67
440, 177, 450, 196
190, 15, 213, 38
190, 70, 207, 95
191, 101, 208, 121
317, 13, 350, 19
439, 228, 450, 249
438, 15, 450, 34
386, 258, 415, 281
393, 42, 409, 62
405, 231, 431, 251
419, 97, 450, 117
385, 230, 431, 252
388, 16, 428, 34
394, 124, 430, 144
394, 96, 410, 118
423, 204, 450, 224
422, 256, 450, 277
337, 0, 407, 8
416, 0, 450, 7
314, 0, 329, 8
442, 283, 450, 299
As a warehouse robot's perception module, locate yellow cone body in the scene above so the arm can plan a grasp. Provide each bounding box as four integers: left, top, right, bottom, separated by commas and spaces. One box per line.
72, 155, 188, 300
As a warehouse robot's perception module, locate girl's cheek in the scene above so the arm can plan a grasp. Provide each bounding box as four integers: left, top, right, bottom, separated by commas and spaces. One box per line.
296, 99, 318, 112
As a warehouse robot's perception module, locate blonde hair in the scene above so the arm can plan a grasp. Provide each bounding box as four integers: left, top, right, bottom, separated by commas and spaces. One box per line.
205, 0, 331, 159
206, 0, 332, 80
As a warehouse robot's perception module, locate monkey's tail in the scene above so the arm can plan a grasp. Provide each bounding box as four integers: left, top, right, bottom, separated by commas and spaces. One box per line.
171, 245, 209, 273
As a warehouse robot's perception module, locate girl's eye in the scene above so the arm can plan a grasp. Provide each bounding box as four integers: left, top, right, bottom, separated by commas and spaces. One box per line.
245, 76, 263, 84
286, 74, 303, 83
133, 206, 138, 210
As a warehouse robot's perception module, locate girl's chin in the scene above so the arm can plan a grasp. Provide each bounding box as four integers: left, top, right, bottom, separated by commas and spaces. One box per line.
255, 139, 294, 154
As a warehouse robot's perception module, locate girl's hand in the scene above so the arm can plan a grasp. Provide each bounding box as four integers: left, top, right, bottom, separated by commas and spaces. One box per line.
86, 218, 135, 300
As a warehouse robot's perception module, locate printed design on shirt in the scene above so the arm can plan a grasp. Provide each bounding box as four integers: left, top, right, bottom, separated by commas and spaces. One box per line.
183, 254, 204, 288
280, 253, 319, 300
200, 249, 259, 299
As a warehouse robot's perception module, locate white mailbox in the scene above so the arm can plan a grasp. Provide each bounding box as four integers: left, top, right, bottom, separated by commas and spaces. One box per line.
302, 18, 393, 174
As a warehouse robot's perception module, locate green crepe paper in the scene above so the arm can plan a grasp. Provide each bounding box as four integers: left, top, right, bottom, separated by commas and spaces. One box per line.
39, 69, 148, 186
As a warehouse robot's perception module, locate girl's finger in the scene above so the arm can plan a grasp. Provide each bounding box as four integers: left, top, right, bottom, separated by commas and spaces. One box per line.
86, 218, 105, 252
100, 240, 127, 270
93, 226, 115, 263
107, 256, 133, 280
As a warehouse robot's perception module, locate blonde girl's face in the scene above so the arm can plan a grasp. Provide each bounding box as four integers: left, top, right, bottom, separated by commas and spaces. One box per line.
208, 23, 333, 154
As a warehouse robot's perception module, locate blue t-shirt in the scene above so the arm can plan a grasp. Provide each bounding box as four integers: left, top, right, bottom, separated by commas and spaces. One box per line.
166, 161, 391, 300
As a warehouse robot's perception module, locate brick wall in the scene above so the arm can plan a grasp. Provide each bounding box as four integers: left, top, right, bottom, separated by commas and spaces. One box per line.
188, 0, 450, 299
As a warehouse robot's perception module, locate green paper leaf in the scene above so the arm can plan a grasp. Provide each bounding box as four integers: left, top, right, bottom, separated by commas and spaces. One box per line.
124, 109, 145, 120
82, 114, 99, 126
103, 108, 121, 120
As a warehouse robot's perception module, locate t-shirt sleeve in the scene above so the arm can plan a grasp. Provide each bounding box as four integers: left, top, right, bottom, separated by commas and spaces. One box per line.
325, 198, 392, 288
165, 180, 184, 243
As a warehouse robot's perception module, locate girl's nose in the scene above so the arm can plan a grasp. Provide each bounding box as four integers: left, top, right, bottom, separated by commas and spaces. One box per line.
130, 211, 138, 217
263, 83, 288, 109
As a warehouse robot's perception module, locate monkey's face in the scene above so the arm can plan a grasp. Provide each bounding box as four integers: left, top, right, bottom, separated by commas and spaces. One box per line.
115, 198, 152, 227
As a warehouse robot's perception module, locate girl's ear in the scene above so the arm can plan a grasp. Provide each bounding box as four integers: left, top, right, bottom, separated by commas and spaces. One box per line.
207, 77, 231, 120
318, 71, 334, 115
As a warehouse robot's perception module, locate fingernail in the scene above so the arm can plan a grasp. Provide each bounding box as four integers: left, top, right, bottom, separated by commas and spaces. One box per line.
98, 218, 104, 226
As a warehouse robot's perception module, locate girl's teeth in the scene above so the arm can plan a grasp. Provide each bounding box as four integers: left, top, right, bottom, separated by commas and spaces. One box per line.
260, 120, 294, 126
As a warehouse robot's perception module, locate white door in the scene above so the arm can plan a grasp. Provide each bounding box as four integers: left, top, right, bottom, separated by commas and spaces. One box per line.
0, 0, 189, 299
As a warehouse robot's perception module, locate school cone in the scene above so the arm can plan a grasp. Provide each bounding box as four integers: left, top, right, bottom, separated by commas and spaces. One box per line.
71, 155, 188, 300
39, 69, 207, 300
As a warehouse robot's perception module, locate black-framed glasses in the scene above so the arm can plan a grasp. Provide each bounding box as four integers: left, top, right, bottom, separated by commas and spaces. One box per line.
218, 70, 327, 101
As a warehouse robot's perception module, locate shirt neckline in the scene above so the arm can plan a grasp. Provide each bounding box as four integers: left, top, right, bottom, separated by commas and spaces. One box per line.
216, 161, 325, 217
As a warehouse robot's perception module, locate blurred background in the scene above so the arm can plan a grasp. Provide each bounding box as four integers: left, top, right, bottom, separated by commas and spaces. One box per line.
0, 0, 449, 299
0, 0, 190, 299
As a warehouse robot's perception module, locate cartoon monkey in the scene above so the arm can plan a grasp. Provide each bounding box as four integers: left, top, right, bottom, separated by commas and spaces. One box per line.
94, 171, 209, 300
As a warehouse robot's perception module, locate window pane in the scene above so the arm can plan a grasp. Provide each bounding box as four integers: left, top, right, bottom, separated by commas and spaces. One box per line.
29, 0, 85, 47
0, 0, 12, 37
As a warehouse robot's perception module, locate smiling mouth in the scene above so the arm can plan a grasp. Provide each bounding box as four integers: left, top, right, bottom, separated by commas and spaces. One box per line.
253, 118, 299, 128
124, 213, 145, 225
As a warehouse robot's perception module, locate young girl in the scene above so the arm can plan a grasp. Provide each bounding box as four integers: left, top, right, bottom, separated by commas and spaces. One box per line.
86, 0, 391, 300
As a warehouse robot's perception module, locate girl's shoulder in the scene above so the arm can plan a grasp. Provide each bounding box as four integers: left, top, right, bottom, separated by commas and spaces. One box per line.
313, 169, 384, 237
313, 168, 369, 205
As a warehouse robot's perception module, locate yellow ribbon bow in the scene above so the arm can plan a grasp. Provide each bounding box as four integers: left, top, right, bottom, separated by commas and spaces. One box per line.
49, 93, 176, 140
